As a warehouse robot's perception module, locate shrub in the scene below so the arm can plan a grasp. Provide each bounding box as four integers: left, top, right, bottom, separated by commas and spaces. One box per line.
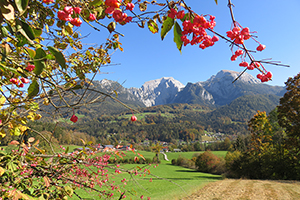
175, 155, 195, 169
171, 159, 176, 165
195, 151, 226, 174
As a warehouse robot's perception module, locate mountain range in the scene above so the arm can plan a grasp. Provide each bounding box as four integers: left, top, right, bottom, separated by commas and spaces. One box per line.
98, 70, 285, 108
38, 70, 287, 136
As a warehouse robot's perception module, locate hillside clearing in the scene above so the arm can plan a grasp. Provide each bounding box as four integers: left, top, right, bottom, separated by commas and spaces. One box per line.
182, 179, 300, 200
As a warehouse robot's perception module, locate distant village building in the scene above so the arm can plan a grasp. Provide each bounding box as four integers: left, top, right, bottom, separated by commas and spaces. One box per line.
173, 149, 181, 152
103, 145, 115, 152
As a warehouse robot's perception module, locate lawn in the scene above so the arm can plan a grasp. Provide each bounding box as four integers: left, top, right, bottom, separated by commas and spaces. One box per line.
69, 150, 226, 200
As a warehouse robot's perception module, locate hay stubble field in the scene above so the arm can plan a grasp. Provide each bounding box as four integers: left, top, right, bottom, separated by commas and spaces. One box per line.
183, 179, 300, 200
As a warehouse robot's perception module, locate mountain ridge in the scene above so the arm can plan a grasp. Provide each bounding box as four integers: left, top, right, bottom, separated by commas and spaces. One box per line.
121, 70, 285, 107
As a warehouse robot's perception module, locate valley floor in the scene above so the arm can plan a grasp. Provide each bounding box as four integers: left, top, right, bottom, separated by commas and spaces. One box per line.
182, 179, 300, 200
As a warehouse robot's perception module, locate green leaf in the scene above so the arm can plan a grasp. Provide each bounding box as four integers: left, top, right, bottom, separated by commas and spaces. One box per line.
16, 34, 28, 47
25, 47, 36, 58
33, 48, 47, 76
27, 80, 39, 99
161, 17, 174, 40
173, 21, 183, 53
47, 46, 66, 69
17, 19, 35, 40
1, 26, 8, 37
65, 146, 69, 154
33, 27, 42, 37
15, 0, 29, 15
89, 0, 103, 6
214, 0, 218, 5
147, 19, 159, 34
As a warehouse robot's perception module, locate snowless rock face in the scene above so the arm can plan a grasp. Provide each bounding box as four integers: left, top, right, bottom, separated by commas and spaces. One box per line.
128, 77, 185, 107
199, 70, 261, 105
204, 70, 260, 85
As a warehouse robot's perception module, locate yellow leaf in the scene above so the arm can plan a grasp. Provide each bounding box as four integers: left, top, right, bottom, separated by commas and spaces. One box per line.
19, 125, 28, 132
80, 138, 86, 145
0, 130, 6, 138
0, 166, 5, 176
0, 95, 6, 109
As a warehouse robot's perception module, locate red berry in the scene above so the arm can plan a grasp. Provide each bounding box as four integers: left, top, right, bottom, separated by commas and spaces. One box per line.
20, 77, 30, 84
105, 7, 115, 14
57, 10, 72, 21
257, 73, 263, 80
42, 0, 54, 4
247, 64, 255, 70
74, 7, 82, 14
126, 2, 135, 11
70, 115, 78, 123
26, 64, 35, 72
266, 71, 272, 79
125, 16, 132, 23
199, 43, 206, 49
9, 78, 19, 85
71, 18, 82, 27
176, 10, 185, 19
168, 8, 177, 19
89, 13, 96, 21
63, 6, 73, 15
113, 9, 123, 22
256, 44, 266, 51
253, 62, 260, 68
105, 0, 120, 8
131, 115, 137, 122
235, 49, 244, 56
230, 55, 237, 61
261, 75, 269, 82
239, 62, 249, 67
212, 35, 219, 42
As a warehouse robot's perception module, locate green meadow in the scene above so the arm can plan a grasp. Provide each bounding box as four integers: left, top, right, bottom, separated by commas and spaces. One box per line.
70, 150, 226, 200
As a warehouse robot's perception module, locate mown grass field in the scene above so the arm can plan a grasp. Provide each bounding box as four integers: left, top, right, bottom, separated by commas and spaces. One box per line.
183, 179, 300, 200
69, 150, 226, 200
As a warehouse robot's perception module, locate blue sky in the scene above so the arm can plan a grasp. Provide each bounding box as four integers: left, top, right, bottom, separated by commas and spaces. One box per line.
80, 0, 300, 88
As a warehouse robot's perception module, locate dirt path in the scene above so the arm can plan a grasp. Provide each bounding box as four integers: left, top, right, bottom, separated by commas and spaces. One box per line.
182, 179, 300, 200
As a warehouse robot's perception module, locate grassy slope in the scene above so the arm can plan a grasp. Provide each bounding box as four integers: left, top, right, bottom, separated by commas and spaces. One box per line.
69, 150, 226, 200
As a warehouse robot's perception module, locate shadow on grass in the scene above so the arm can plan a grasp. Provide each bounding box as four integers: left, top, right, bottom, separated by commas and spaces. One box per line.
149, 176, 222, 181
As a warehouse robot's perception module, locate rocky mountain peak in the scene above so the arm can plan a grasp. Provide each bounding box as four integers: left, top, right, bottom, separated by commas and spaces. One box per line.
205, 70, 260, 84
141, 77, 185, 91
129, 77, 184, 107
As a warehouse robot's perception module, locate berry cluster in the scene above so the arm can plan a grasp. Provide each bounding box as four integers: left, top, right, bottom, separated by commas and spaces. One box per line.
227, 24, 271, 82
226, 26, 250, 45
9, 64, 34, 87
105, 0, 133, 24
57, 6, 83, 27
9, 77, 30, 88
167, 9, 218, 50
257, 71, 272, 82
